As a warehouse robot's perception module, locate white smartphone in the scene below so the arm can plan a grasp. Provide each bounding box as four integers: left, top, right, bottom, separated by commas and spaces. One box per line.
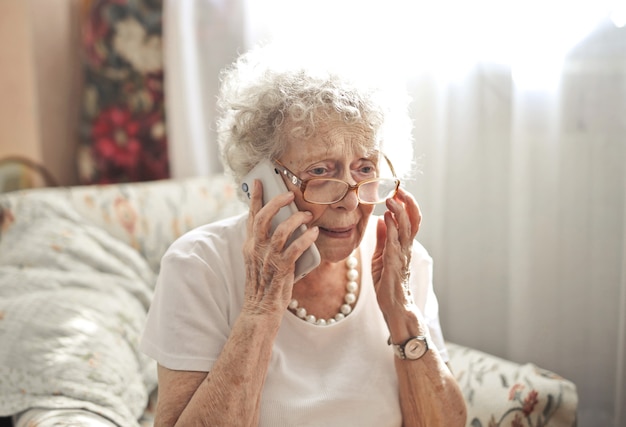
240, 159, 321, 282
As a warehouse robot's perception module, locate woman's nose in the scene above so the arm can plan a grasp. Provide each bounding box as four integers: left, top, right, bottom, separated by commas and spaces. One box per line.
332, 182, 360, 211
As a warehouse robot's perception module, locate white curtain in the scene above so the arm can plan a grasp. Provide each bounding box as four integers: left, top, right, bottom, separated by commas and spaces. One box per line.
163, 0, 244, 177
408, 54, 626, 427
163, 1, 626, 425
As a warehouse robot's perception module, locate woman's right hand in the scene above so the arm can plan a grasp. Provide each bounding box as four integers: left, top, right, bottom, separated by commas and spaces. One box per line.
242, 180, 319, 319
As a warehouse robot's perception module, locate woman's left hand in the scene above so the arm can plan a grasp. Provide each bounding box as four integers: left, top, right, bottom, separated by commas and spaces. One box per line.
372, 188, 422, 321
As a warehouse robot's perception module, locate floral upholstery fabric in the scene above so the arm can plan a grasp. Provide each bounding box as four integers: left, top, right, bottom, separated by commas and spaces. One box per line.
0, 177, 577, 426
78, 0, 168, 184
3, 176, 245, 274
49, 176, 245, 273
448, 343, 578, 427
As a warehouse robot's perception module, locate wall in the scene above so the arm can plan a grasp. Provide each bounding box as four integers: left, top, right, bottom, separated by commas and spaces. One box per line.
0, 1, 41, 167
0, 0, 82, 187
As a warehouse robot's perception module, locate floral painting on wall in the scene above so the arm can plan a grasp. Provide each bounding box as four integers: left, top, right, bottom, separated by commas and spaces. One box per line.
78, 0, 169, 184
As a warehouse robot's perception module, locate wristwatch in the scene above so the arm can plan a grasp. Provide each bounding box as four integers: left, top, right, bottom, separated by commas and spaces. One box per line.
388, 335, 429, 360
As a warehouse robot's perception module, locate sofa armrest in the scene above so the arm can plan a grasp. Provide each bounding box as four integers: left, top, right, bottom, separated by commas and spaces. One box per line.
447, 342, 578, 427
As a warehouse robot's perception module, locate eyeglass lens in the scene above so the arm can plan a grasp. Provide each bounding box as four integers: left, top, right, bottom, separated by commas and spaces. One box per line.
305, 179, 398, 204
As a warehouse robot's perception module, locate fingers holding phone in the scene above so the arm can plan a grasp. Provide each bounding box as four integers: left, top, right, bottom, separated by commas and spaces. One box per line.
241, 160, 321, 282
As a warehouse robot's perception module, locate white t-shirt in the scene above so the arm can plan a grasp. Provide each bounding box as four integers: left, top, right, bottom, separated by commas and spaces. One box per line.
141, 212, 448, 427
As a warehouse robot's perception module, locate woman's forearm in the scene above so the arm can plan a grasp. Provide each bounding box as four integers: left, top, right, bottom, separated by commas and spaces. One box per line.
173, 314, 281, 427
396, 350, 467, 427
386, 307, 467, 427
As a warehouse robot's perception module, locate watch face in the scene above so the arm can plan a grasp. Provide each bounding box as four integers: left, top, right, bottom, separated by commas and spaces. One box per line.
405, 338, 426, 359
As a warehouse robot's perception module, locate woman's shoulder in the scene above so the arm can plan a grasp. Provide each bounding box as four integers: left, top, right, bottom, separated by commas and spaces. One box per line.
165, 212, 248, 257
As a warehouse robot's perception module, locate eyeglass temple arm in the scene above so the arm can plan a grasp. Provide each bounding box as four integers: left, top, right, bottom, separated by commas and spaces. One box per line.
271, 159, 303, 188
382, 154, 398, 178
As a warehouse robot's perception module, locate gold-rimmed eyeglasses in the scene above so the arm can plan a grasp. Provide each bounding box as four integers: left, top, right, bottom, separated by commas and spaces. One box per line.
272, 156, 400, 205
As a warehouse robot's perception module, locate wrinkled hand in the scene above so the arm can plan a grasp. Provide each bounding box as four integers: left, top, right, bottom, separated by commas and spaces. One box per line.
372, 188, 421, 317
242, 180, 318, 319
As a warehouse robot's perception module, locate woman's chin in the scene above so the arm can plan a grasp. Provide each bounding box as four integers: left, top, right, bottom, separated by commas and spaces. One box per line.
315, 241, 358, 264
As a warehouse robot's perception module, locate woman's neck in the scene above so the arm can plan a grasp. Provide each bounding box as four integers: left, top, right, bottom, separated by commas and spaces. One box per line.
289, 251, 361, 323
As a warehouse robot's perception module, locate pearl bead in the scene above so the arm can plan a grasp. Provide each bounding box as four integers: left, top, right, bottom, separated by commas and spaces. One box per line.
306, 314, 317, 323
347, 269, 359, 281
340, 304, 352, 315
346, 281, 358, 293
346, 256, 358, 269
316, 318, 327, 326
335, 313, 345, 321
296, 307, 307, 318
288, 299, 298, 310
345, 293, 356, 304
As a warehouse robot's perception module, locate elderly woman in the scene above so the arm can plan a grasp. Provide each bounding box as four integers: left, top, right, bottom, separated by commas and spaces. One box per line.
140, 45, 467, 426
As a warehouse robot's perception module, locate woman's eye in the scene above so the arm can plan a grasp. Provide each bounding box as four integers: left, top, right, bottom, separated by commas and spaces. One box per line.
309, 167, 328, 176
358, 165, 377, 176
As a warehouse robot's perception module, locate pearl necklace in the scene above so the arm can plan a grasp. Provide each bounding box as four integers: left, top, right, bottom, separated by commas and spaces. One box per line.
288, 252, 359, 326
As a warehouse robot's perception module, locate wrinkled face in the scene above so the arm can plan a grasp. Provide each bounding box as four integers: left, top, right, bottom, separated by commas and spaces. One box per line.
278, 119, 379, 263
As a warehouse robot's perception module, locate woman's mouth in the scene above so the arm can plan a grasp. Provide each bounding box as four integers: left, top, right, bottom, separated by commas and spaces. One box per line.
318, 226, 355, 238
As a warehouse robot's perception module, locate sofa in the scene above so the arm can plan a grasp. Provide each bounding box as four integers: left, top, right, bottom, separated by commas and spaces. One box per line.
0, 176, 578, 427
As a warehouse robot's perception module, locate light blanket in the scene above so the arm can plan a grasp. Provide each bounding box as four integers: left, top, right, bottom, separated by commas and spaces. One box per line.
0, 195, 157, 427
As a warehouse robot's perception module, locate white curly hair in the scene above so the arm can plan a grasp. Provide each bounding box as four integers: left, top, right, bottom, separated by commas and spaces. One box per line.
216, 43, 415, 191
